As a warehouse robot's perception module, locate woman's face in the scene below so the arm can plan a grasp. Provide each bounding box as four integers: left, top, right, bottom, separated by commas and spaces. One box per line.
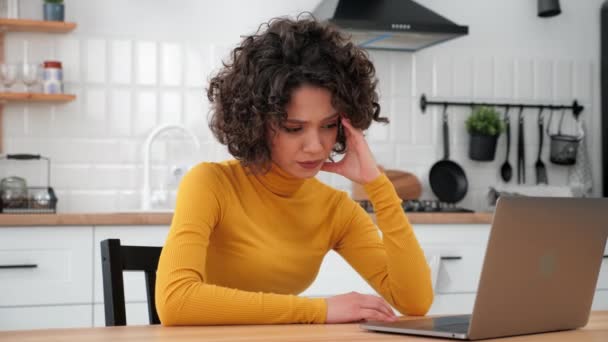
269, 85, 339, 179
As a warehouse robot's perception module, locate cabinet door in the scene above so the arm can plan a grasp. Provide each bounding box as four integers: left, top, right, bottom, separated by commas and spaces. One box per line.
428, 293, 476, 315
0, 304, 92, 331
93, 226, 169, 304
415, 224, 489, 295
300, 250, 375, 297
0, 226, 93, 306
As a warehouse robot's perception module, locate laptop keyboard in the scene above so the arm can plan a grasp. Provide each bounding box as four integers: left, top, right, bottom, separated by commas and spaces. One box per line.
432, 315, 471, 334
433, 322, 470, 334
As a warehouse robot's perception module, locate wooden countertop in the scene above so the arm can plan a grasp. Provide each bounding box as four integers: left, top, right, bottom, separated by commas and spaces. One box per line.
0, 212, 493, 226
1, 311, 606, 341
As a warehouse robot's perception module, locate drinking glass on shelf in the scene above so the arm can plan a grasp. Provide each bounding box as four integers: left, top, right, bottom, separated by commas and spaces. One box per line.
21, 63, 42, 93
0, 63, 18, 92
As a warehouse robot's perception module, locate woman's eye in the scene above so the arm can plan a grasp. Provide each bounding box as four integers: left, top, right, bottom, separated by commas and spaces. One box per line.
323, 122, 338, 129
282, 126, 302, 133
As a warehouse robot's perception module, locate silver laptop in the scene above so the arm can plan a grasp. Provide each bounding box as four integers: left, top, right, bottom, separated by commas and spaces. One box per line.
361, 196, 608, 340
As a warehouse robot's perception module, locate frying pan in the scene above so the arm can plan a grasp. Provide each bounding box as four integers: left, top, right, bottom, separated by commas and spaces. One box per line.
429, 106, 469, 203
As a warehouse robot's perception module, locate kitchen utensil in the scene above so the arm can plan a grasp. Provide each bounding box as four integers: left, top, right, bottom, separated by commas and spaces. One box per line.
0, 63, 17, 92
535, 108, 548, 184
517, 107, 526, 184
0, 176, 27, 208
567, 114, 592, 197
384, 169, 422, 200
352, 168, 422, 201
500, 107, 512, 182
21, 62, 42, 92
547, 108, 583, 165
0, 154, 57, 214
429, 105, 468, 203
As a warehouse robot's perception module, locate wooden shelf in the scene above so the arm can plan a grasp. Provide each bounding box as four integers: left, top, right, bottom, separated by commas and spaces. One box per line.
0, 18, 77, 33
0, 92, 76, 102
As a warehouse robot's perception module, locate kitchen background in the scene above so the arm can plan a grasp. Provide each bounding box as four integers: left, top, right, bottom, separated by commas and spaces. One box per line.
0, 0, 602, 212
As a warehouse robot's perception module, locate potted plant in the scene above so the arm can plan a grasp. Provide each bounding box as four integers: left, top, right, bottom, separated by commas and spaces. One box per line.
43, 0, 64, 22
465, 106, 505, 161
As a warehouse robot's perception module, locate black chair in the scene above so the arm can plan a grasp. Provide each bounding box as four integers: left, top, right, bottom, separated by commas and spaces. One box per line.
100, 238, 162, 326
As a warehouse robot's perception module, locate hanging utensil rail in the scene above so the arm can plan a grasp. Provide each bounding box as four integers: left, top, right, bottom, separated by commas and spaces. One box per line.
419, 94, 584, 116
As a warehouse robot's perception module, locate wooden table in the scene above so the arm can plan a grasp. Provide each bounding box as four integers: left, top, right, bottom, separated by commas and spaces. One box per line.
1, 311, 607, 341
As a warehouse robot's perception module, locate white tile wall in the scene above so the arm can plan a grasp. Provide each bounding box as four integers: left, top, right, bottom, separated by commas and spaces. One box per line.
2, 0, 602, 212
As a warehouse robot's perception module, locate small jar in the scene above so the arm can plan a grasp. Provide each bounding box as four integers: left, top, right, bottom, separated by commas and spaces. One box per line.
42, 60, 63, 94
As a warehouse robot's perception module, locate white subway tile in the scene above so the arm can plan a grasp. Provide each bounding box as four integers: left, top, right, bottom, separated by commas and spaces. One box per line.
135, 90, 158, 136
185, 89, 211, 141
185, 44, 204, 87
534, 59, 553, 101
435, 55, 453, 98
369, 143, 396, 168
367, 117, 390, 142
414, 54, 433, 98
25, 104, 53, 138
56, 38, 81, 83
390, 52, 412, 98
85, 88, 107, 121
4, 107, 26, 137
160, 91, 182, 124
390, 99, 412, 144
396, 145, 437, 168
554, 60, 573, 101
110, 40, 132, 84
515, 58, 534, 100
85, 39, 107, 83
161, 42, 183, 86
136, 41, 157, 85
573, 60, 592, 103
473, 56, 493, 99
109, 89, 132, 137
494, 56, 514, 100
452, 56, 473, 98
412, 101, 434, 145
51, 165, 92, 190
68, 190, 118, 212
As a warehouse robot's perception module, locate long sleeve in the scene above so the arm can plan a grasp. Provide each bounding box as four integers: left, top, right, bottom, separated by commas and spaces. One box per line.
333, 173, 433, 316
155, 164, 327, 325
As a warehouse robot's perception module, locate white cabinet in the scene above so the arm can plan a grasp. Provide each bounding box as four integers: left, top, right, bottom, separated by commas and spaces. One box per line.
0, 305, 92, 331
300, 250, 376, 297
0, 227, 93, 306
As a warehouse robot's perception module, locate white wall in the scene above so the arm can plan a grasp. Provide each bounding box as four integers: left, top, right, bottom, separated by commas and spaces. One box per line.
2, 0, 603, 212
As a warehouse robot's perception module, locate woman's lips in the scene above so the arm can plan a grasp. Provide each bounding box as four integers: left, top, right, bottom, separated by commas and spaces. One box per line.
298, 160, 322, 169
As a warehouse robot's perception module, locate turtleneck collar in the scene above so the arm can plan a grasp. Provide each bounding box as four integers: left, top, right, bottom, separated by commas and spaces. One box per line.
252, 161, 308, 197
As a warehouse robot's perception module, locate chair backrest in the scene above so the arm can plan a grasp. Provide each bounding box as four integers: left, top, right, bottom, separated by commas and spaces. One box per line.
100, 238, 162, 326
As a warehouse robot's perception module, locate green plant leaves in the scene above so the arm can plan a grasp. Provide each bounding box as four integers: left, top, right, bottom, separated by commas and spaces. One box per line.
465, 106, 505, 136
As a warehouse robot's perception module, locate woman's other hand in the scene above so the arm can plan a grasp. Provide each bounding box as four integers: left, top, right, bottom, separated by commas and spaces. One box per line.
325, 291, 398, 323
321, 117, 381, 184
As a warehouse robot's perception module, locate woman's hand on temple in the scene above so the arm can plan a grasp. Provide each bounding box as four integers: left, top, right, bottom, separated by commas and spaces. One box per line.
325, 291, 398, 324
321, 117, 381, 185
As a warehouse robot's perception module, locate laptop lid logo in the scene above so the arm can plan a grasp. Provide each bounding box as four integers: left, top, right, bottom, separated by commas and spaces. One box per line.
539, 253, 557, 277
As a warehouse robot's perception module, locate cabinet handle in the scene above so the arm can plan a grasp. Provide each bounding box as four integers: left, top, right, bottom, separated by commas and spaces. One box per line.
441, 256, 462, 261
0, 264, 38, 269
603, 255, 608, 259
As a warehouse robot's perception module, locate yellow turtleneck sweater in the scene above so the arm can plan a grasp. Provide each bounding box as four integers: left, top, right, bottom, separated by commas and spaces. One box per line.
155, 159, 433, 325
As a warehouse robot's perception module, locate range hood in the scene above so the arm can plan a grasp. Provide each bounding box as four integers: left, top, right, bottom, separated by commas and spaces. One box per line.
313, 0, 468, 52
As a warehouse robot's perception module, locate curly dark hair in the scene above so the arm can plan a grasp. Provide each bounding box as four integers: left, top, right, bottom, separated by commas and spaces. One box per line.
207, 15, 388, 173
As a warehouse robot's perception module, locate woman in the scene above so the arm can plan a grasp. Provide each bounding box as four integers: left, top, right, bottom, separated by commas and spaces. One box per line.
155, 15, 433, 325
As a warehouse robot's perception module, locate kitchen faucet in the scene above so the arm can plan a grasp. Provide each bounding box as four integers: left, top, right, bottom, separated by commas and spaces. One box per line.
141, 123, 201, 210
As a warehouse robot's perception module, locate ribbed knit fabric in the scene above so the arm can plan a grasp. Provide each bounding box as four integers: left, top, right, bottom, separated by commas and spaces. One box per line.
155, 159, 433, 325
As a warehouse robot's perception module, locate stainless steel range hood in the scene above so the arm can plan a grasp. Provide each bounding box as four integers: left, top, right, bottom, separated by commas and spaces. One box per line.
313, 0, 469, 52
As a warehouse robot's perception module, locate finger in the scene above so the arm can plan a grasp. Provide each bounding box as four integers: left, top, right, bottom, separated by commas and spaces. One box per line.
373, 296, 397, 318
360, 295, 394, 318
320, 159, 344, 172
359, 308, 398, 322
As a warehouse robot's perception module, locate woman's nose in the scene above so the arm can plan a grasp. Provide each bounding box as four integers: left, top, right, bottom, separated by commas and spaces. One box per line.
302, 131, 324, 154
